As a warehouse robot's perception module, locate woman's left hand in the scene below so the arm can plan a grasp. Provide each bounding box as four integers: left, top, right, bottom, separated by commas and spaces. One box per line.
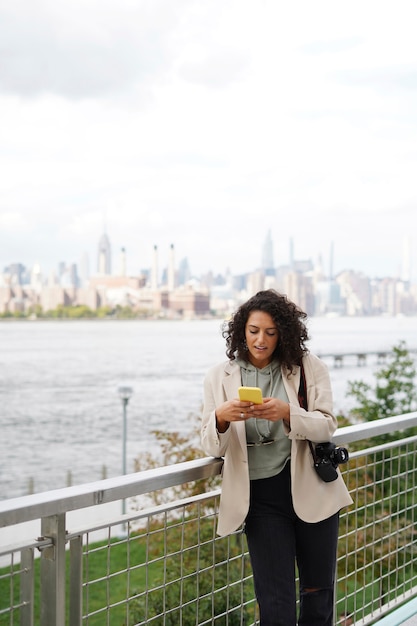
253, 397, 290, 424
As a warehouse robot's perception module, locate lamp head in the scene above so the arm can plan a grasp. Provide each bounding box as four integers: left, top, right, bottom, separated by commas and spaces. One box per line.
118, 386, 133, 402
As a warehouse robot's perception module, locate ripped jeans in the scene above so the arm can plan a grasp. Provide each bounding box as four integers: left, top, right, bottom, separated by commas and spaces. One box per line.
244, 463, 339, 626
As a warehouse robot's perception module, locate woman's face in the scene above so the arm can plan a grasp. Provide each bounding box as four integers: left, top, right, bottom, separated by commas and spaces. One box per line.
244, 310, 279, 369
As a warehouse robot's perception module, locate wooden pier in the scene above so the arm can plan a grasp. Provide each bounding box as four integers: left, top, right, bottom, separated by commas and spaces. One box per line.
318, 349, 417, 368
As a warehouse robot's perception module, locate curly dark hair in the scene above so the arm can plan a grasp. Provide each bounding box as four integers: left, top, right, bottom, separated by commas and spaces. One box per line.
222, 290, 309, 372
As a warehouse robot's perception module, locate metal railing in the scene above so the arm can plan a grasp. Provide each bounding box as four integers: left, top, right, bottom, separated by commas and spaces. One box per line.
1, 412, 417, 625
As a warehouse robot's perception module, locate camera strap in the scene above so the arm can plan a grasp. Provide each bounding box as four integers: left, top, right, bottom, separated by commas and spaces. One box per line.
298, 361, 329, 470
298, 360, 308, 410
308, 440, 319, 464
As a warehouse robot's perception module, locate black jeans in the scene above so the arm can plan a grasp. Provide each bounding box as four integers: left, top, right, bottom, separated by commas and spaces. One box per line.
244, 463, 339, 626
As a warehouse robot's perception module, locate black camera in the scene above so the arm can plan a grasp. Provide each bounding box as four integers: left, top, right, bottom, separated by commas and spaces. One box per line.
313, 442, 349, 483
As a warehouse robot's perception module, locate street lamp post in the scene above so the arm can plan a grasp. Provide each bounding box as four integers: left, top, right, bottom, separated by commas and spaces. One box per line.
118, 385, 133, 517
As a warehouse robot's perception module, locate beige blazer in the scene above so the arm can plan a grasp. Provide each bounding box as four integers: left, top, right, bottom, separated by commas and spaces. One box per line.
201, 353, 353, 537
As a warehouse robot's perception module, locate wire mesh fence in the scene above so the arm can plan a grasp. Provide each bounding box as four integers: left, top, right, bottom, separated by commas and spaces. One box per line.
1, 422, 417, 625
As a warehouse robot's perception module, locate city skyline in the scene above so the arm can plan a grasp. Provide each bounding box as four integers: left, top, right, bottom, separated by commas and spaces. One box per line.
2, 224, 416, 319
1, 213, 415, 284
2, 227, 414, 287
1, 2, 417, 281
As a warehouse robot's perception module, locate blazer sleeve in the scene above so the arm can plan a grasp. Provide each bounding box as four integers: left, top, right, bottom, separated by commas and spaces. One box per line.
201, 364, 232, 458
285, 353, 337, 443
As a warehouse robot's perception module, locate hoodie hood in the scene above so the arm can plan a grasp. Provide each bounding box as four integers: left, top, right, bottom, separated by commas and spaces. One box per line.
237, 358, 281, 397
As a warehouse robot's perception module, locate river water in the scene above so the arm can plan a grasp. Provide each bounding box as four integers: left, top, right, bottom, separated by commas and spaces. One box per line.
0, 316, 416, 500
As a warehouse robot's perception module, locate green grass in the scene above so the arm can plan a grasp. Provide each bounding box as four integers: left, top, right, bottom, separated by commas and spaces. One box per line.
0, 536, 148, 626
0, 522, 252, 626
1, 528, 415, 625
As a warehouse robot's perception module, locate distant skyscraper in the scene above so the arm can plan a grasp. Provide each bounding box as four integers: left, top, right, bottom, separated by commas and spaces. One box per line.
4, 263, 26, 285
30, 262, 43, 290
79, 251, 90, 287
98, 232, 111, 275
178, 257, 191, 286
329, 241, 334, 280
119, 247, 127, 277
69, 263, 78, 287
58, 262, 66, 279
168, 244, 176, 291
262, 229, 275, 276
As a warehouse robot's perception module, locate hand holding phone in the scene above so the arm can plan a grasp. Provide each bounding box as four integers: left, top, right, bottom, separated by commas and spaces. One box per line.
238, 386, 263, 404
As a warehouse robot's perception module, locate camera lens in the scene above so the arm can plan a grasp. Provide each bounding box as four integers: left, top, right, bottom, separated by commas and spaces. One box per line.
334, 447, 349, 464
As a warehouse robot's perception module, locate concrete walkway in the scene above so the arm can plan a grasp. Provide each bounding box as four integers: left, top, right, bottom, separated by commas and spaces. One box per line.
376, 598, 417, 625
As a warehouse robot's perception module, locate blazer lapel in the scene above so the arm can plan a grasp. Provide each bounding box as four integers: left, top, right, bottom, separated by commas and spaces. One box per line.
282, 364, 301, 406
223, 365, 240, 400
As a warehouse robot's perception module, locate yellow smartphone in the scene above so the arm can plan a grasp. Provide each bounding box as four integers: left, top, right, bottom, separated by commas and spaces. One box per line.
238, 386, 263, 404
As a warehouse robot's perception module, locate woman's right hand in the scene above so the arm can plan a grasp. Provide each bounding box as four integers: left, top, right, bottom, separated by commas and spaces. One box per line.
215, 399, 254, 433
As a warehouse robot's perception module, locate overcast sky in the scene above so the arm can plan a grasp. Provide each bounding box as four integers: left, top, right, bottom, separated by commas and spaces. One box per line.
0, 0, 416, 281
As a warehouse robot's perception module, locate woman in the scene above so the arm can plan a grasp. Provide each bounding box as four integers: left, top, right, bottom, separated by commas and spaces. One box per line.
201, 290, 352, 625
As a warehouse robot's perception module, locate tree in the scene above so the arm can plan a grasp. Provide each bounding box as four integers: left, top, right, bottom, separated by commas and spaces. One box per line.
346, 341, 417, 426
132, 410, 221, 507
342, 342, 417, 610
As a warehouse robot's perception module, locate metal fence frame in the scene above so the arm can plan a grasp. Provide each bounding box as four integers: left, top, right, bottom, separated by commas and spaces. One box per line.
1, 412, 417, 625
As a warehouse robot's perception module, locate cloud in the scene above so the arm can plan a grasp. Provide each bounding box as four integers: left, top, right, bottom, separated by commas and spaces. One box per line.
0, 0, 416, 282
299, 37, 363, 56
0, 0, 186, 100
0, 211, 31, 232
178, 48, 250, 88
334, 67, 417, 94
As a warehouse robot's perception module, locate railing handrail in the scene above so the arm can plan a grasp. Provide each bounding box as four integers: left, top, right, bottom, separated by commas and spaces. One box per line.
333, 410, 417, 444
0, 456, 224, 528
2, 411, 417, 626
1, 410, 417, 529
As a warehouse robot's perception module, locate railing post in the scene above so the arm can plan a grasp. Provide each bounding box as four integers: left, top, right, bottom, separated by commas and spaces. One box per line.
40, 514, 66, 626
20, 548, 34, 626
69, 535, 83, 626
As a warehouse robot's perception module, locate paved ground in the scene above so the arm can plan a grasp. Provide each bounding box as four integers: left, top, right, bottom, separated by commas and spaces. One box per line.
375, 598, 417, 626
400, 616, 417, 625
